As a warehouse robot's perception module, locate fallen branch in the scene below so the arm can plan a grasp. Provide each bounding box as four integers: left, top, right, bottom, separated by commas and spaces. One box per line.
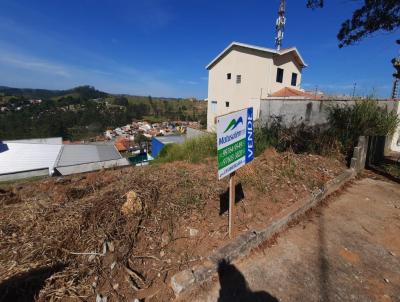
131, 255, 161, 261
69, 252, 104, 256
125, 266, 147, 289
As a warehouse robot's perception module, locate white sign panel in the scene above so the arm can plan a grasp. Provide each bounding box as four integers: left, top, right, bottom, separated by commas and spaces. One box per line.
217, 107, 254, 179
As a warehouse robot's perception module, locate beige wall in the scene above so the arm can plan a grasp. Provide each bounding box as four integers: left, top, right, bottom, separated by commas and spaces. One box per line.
270, 53, 302, 93
207, 46, 303, 131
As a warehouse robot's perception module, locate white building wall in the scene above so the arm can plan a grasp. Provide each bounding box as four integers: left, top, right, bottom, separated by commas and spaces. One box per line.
384, 101, 400, 154
206, 46, 303, 131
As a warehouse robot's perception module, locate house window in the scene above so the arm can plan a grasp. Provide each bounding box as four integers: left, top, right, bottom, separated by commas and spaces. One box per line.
211, 101, 217, 113
225, 102, 230, 108
291, 73, 298, 86
236, 75, 241, 84
227, 73, 231, 80
276, 68, 284, 83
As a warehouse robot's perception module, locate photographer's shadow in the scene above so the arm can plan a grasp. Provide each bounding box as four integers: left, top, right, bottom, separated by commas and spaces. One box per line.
217, 260, 279, 302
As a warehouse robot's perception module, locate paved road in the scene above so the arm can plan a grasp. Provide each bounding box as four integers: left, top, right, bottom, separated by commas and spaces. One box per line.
191, 177, 400, 302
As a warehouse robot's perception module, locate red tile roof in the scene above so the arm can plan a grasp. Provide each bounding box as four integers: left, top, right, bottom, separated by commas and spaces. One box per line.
271, 87, 321, 99
115, 142, 127, 152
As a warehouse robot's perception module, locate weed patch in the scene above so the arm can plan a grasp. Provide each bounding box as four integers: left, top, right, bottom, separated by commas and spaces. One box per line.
155, 133, 216, 164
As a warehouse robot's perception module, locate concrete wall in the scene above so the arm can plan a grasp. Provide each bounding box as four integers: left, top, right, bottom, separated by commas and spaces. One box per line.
259, 98, 355, 126
0, 168, 49, 182
207, 45, 303, 131
186, 127, 208, 139
259, 99, 399, 126
259, 98, 400, 154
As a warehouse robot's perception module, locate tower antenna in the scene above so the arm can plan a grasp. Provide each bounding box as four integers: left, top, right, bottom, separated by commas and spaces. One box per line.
391, 40, 400, 99
275, 0, 286, 51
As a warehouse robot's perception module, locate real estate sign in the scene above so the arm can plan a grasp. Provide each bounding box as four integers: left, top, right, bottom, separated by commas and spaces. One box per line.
217, 107, 254, 179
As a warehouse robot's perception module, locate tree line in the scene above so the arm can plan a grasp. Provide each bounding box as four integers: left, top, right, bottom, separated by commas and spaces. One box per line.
0, 95, 206, 141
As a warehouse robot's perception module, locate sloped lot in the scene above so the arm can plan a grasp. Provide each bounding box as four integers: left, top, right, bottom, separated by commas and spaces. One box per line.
0, 149, 345, 301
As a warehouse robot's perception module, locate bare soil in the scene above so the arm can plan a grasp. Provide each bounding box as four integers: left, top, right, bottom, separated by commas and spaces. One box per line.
188, 177, 400, 302
0, 149, 345, 301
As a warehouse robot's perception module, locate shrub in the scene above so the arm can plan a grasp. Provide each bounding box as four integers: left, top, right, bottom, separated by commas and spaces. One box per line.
154, 133, 217, 164
327, 100, 399, 155
254, 116, 341, 157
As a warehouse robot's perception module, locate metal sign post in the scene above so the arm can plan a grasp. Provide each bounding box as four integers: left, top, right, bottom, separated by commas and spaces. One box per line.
217, 107, 254, 239
229, 171, 236, 238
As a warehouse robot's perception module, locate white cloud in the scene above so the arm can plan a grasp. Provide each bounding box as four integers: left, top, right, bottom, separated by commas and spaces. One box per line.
0, 54, 70, 77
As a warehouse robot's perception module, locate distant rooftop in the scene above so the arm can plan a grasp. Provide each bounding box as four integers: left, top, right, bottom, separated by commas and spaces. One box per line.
56, 144, 122, 167
270, 87, 320, 99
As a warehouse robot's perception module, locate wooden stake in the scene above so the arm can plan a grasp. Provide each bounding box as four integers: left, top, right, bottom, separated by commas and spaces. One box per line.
229, 172, 236, 239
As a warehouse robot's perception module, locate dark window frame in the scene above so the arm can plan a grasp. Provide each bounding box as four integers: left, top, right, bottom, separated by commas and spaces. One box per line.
291, 73, 298, 86
227, 73, 231, 80
225, 101, 230, 107
236, 74, 242, 84
276, 68, 284, 83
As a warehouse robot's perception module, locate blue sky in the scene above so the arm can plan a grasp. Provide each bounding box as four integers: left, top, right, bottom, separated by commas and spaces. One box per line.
0, 0, 398, 98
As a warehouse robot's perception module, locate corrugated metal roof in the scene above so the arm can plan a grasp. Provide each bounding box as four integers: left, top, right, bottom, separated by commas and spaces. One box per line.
0, 142, 62, 175
56, 144, 122, 167
55, 158, 130, 175
153, 135, 186, 144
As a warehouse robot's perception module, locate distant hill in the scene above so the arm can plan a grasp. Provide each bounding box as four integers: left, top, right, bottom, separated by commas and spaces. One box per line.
0, 85, 108, 100
0, 85, 200, 102
0, 85, 207, 141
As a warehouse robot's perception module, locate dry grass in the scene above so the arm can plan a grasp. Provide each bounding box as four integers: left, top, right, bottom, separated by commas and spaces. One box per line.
0, 149, 345, 301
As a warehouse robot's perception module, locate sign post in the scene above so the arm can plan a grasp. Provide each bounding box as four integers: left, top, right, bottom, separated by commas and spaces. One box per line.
217, 107, 254, 238
228, 171, 236, 238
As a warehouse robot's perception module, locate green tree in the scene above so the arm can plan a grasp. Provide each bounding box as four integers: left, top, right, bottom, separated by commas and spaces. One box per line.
113, 96, 129, 107
307, 0, 400, 47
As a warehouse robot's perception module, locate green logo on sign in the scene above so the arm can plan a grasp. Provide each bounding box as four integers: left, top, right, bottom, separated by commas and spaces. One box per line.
224, 117, 243, 133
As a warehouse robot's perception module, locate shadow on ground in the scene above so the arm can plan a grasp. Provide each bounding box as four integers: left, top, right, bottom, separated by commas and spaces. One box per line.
0, 263, 65, 302
217, 259, 279, 302
318, 208, 330, 302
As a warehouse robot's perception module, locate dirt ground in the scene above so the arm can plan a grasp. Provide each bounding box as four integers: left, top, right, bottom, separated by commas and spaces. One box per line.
0, 149, 345, 301
189, 176, 400, 302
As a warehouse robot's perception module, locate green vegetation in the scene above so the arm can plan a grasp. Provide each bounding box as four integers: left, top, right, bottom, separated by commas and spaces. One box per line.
307, 0, 399, 48
155, 133, 217, 164
0, 86, 206, 140
380, 163, 400, 178
156, 100, 400, 165
253, 116, 339, 157
254, 101, 399, 160
327, 100, 399, 150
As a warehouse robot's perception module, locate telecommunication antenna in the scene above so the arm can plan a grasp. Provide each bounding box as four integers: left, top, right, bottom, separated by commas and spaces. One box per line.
391, 40, 400, 99
352, 82, 357, 99
392, 79, 399, 99
275, 0, 286, 51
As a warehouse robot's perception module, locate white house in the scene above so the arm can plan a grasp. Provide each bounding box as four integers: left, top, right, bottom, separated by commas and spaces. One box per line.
206, 42, 307, 131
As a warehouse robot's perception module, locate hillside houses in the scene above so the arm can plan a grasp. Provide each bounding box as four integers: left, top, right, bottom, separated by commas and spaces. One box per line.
104, 120, 200, 143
